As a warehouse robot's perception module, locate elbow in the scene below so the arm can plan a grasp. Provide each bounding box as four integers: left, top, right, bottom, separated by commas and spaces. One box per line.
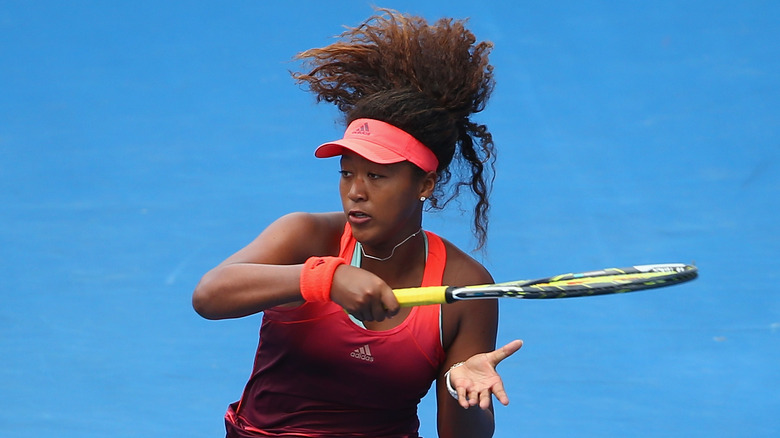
192, 273, 223, 320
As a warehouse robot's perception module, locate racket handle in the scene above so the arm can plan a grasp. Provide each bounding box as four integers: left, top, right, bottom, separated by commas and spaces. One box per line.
393, 286, 450, 307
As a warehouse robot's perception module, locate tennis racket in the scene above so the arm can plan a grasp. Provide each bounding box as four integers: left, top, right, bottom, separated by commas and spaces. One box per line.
393, 263, 698, 307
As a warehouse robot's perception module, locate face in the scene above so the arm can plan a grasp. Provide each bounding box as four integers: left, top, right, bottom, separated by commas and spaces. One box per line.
339, 152, 435, 248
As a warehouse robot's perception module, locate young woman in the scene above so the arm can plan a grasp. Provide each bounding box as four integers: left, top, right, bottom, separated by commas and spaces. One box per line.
193, 9, 522, 438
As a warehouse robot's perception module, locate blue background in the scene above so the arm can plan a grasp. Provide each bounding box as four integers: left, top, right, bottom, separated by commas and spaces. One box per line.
2, 1, 778, 437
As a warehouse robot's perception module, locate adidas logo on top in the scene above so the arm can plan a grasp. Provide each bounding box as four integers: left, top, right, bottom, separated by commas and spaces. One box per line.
351, 122, 371, 136
350, 344, 374, 362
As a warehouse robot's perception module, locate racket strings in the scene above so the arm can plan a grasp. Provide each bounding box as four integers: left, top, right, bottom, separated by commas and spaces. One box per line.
460, 268, 697, 299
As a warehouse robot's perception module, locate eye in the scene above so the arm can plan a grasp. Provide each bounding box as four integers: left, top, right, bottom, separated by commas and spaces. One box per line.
367, 172, 384, 180
339, 170, 353, 178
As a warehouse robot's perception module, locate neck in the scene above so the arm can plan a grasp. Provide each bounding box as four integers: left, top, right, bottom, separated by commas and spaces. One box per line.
359, 227, 423, 262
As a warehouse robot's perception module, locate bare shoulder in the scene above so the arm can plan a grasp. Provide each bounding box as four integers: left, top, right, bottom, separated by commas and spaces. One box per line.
265, 211, 345, 243
439, 237, 494, 287
220, 212, 346, 266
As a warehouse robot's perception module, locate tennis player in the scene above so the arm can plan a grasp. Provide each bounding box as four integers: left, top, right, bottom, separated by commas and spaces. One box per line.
193, 9, 522, 438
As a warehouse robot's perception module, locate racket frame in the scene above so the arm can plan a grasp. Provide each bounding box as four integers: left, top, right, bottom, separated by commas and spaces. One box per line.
393, 263, 698, 306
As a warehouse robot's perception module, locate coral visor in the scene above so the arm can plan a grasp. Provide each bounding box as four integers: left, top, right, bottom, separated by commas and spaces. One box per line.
315, 118, 439, 173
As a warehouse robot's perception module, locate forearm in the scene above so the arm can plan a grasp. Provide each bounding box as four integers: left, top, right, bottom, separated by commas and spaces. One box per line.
192, 263, 303, 319
438, 385, 495, 438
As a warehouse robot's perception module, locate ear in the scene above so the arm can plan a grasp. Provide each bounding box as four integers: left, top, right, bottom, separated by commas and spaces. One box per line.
418, 171, 437, 199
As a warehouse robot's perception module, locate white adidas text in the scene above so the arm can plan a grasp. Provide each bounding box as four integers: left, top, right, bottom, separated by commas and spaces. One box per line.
350, 344, 374, 362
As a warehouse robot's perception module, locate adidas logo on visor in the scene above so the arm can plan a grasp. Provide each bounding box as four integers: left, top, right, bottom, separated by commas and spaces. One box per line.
351, 122, 371, 136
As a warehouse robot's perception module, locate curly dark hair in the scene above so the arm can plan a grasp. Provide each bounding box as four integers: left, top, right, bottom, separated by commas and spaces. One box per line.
292, 9, 496, 250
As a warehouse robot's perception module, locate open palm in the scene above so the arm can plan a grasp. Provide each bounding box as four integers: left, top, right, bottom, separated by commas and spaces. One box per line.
449, 340, 523, 410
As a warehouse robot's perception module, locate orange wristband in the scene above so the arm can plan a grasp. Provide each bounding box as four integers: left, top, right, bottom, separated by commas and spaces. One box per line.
300, 256, 346, 302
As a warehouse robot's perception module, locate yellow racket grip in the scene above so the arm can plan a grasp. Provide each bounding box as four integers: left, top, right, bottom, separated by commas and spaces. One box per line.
393, 286, 449, 307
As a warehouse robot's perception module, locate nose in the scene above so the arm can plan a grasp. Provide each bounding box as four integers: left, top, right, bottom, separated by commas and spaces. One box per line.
346, 176, 367, 202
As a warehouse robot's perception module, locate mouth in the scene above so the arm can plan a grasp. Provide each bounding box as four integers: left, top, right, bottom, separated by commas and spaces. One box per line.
348, 210, 372, 224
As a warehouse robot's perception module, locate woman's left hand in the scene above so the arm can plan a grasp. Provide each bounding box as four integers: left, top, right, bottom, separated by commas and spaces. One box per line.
448, 339, 523, 410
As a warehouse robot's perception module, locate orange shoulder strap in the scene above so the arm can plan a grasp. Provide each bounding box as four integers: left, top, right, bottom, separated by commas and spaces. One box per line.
421, 231, 446, 287
338, 223, 356, 260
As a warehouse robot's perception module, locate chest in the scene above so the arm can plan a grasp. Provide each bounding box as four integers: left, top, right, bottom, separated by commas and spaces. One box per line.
259, 303, 444, 403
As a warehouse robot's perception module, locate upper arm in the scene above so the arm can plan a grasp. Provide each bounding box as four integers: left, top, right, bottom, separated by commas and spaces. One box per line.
191, 212, 346, 318
219, 211, 345, 266
438, 240, 497, 354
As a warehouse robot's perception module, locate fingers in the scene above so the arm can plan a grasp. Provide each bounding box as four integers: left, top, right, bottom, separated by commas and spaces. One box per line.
491, 381, 510, 407
380, 288, 400, 318
458, 386, 501, 410
358, 286, 397, 322
332, 267, 398, 321
457, 386, 471, 409
487, 339, 523, 366
369, 298, 388, 321
479, 388, 493, 410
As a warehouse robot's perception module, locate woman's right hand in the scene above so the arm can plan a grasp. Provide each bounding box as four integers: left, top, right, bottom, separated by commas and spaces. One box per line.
330, 265, 401, 322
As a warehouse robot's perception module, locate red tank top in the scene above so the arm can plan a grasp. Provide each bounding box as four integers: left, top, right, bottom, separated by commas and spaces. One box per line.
225, 224, 447, 437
